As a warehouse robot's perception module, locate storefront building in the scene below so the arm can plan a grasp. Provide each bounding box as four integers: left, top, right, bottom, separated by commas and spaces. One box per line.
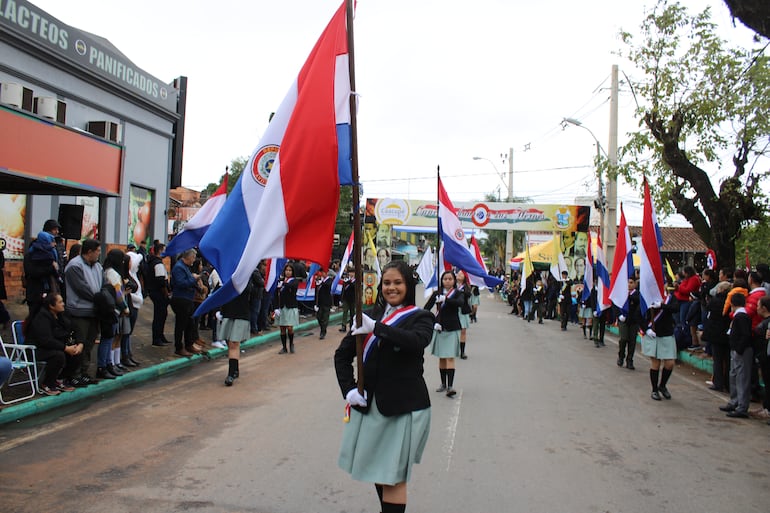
0, 0, 186, 298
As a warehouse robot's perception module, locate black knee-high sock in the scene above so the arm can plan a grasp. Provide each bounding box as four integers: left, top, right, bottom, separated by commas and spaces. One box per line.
375, 484, 383, 508
660, 367, 672, 388
582, 324, 586, 337
439, 368, 447, 386
650, 369, 660, 392
447, 368, 455, 388
228, 358, 238, 376
382, 502, 406, 513
460, 342, 466, 356
280, 333, 287, 349
289, 332, 294, 344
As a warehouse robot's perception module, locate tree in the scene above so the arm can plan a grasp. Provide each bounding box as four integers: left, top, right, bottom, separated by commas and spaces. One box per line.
736, 221, 770, 266
617, 0, 769, 268
723, 0, 770, 38
200, 157, 248, 201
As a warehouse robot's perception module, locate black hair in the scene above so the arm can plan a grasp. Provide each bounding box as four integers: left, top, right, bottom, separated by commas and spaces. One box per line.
377, 260, 417, 307
81, 238, 100, 255
702, 269, 716, 281
748, 271, 762, 286
104, 248, 126, 274
730, 293, 746, 307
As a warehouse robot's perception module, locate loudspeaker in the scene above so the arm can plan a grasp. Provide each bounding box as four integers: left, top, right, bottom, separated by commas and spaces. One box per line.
58, 204, 85, 240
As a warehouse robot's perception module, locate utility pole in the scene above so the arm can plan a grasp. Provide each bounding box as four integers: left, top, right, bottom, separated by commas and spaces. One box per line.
605, 64, 619, 266
505, 146, 514, 266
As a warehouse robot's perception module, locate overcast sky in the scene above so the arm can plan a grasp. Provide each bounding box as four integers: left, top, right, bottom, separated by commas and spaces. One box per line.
31, 0, 759, 226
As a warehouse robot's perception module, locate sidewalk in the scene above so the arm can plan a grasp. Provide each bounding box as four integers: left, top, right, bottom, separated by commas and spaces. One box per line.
0, 297, 341, 426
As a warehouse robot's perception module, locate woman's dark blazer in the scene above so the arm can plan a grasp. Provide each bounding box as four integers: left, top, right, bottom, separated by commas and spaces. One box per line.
334, 305, 435, 417
424, 289, 462, 332
277, 278, 299, 309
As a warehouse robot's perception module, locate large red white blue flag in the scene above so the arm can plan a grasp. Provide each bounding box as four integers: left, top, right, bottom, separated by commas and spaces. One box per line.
638, 178, 665, 316
595, 231, 612, 313
608, 204, 634, 314
197, 2, 353, 315
467, 235, 491, 289
438, 178, 503, 288
581, 231, 594, 302
163, 176, 227, 257
332, 232, 354, 295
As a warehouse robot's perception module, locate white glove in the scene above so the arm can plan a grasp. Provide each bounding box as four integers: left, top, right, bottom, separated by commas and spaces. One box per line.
345, 388, 367, 407
215, 311, 223, 321
435, 294, 446, 303
314, 305, 319, 312
433, 322, 443, 332
618, 315, 626, 322
558, 295, 564, 301
645, 329, 656, 338
273, 309, 281, 318
351, 314, 376, 335
593, 311, 598, 318
277, 281, 283, 288
650, 301, 662, 309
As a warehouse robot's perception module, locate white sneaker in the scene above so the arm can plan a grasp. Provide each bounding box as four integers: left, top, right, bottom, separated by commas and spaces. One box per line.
211, 340, 227, 349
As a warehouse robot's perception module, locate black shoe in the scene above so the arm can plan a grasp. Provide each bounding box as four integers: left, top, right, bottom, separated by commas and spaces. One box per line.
115, 363, 130, 372
152, 340, 169, 347
224, 374, 235, 387
651, 391, 662, 401
127, 356, 141, 367
106, 364, 123, 376
96, 367, 117, 380
617, 357, 624, 367
659, 386, 671, 399
726, 410, 749, 418
626, 360, 635, 370
122, 358, 138, 368
460, 354, 468, 359
278, 347, 288, 354
446, 388, 457, 397
708, 385, 724, 391
66, 377, 90, 388
338, 326, 347, 332
80, 374, 100, 385
719, 404, 736, 412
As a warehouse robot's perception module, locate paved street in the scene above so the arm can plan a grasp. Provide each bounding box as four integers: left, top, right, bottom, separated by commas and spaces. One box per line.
1, 293, 768, 513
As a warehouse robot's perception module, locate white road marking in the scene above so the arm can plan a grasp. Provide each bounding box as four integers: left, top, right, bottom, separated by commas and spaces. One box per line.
442, 389, 463, 472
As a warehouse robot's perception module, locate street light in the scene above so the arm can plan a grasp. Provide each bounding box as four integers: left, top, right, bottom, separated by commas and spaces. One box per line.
473, 150, 515, 271
562, 117, 607, 246
473, 156, 511, 200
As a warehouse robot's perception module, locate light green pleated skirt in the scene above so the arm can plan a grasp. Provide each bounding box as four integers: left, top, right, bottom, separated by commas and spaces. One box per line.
338, 397, 431, 485
430, 329, 461, 358
469, 295, 480, 306
277, 307, 299, 328
459, 312, 470, 329
641, 334, 677, 360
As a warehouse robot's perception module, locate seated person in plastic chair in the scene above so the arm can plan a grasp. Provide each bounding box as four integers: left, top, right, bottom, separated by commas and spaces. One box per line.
0, 356, 11, 386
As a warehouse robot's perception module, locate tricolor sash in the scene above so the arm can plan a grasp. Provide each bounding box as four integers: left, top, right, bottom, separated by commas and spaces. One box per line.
436, 287, 457, 313
362, 305, 422, 363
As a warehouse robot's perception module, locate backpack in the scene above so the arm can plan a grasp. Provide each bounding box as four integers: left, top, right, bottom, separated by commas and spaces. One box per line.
93, 284, 118, 322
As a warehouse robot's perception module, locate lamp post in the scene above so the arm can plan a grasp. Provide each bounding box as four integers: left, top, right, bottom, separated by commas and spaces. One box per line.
473, 149, 514, 268
562, 117, 607, 250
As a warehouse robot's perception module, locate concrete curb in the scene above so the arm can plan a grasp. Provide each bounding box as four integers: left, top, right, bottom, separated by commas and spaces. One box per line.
0, 313, 342, 426
605, 325, 713, 374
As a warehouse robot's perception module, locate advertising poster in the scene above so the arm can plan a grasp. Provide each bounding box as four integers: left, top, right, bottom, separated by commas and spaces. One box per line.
76, 196, 100, 240
0, 193, 27, 260
128, 185, 154, 249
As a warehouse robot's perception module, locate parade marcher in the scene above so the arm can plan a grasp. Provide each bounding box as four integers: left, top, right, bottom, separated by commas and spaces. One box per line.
249, 263, 266, 336
558, 271, 572, 331
719, 293, 753, 418
339, 268, 356, 332
641, 294, 679, 401
579, 283, 595, 339
469, 284, 480, 323
520, 275, 534, 322
617, 278, 641, 369
315, 269, 334, 340
533, 277, 546, 324
455, 270, 472, 359
275, 262, 300, 354
334, 260, 434, 513
219, 286, 251, 386
425, 270, 463, 397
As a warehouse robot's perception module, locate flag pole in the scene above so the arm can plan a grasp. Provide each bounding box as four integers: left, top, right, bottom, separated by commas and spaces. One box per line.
345, 0, 365, 395
435, 165, 441, 289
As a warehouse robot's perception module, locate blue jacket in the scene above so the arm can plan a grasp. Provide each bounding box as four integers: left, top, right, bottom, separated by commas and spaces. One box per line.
171, 260, 198, 301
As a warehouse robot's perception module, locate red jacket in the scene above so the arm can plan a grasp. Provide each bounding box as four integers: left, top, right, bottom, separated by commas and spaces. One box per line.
745, 287, 767, 329
674, 275, 701, 302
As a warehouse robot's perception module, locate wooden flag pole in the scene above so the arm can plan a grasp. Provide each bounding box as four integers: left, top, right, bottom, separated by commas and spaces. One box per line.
345, 0, 365, 394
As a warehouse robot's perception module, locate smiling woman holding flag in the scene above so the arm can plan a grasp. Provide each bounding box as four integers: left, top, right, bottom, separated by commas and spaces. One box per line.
334, 260, 435, 513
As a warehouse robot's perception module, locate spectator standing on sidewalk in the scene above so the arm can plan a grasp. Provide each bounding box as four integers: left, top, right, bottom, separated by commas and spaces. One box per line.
23, 219, 62, 316
124, 246, 144, 367
315, 269, 334, 340
703, 281, 731, 393
720, 293, 753, 418
749, 296, 770, 420
146, 241, 171, 346
641, 295, 678, 401
169, 249, 202, 357
674, 266, 702, 351
64, 238, 102, 384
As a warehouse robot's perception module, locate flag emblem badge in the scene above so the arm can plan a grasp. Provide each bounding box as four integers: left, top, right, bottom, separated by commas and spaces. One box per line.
454, 228, 464, 241
251, 144, 280, 186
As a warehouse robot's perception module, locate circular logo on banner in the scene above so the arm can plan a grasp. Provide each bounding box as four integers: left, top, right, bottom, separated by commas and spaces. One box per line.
471, 203, 490, 227
251, 145, 280, 187
75, 40, 87, 56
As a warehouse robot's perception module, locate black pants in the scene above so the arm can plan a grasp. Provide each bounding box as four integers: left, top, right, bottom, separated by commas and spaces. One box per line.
618, 322, 638, 360
36, 347, 81, 387
149, 290, 169, 343
711, 343, 730, 391
560, 304, 569, 329
317, 305, 330, 334
169, 297, 195, 351
755, 339, 770, 409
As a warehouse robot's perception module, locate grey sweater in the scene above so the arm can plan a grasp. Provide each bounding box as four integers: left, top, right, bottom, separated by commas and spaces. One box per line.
64, 256, 103, 317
